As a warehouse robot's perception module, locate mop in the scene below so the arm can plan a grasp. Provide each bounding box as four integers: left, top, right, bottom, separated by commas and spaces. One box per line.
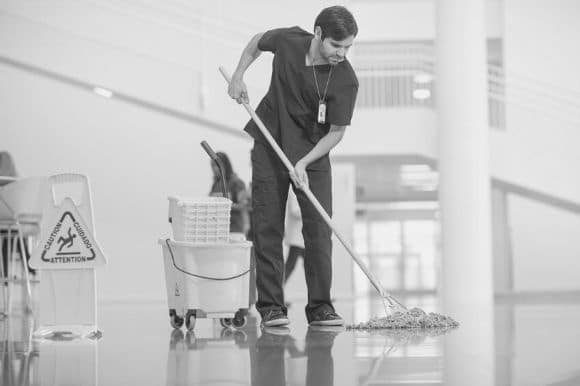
219, 67, 458, 330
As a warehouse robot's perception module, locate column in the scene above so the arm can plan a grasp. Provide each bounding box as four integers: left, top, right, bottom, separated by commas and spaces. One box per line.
436, 1, 495, 385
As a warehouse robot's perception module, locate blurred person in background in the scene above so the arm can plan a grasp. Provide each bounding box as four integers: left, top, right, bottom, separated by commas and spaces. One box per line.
0, 151, 18, 179
209, 151, 251, 238
284, 188, 304, 286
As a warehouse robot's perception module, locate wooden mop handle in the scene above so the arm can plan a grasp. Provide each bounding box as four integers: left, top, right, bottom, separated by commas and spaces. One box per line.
218, 66, 387, 298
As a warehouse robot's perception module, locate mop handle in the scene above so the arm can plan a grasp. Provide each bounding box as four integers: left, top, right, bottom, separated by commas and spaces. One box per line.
200, 140, 229, 199
219, 66, 388, 299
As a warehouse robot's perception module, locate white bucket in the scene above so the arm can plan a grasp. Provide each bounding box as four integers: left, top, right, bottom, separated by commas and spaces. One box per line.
159, 238, 251, 318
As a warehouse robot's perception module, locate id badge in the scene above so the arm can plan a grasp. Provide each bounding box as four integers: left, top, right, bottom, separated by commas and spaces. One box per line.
317, 101, 327, 124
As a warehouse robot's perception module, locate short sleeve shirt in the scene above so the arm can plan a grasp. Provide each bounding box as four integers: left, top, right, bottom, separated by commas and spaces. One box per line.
244, 26, 358, 170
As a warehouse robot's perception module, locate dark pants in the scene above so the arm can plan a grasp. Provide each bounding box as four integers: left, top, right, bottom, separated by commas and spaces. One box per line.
251, 333, 288, 386
305, 329, 336, 386
251, 142, 334, 319
250, 329, 336, 386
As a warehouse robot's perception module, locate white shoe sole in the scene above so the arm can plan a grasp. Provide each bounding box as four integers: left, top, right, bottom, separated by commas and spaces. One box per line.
262, 326, 291, 335
263, 318, 290, 327
309, 319, 344, 327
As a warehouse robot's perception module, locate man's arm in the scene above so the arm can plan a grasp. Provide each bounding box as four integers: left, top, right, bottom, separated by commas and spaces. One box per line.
228, 32, 264, 104
293, 124, 347, 187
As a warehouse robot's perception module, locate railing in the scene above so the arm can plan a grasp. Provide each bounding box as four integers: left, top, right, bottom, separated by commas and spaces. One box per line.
352, 42, 580, 130
488, 64, 580, 128
487, 65, 506, 129
354, 42, 435, 109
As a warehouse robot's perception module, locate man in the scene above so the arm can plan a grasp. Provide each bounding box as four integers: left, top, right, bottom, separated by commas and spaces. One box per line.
228, 6, 358, 328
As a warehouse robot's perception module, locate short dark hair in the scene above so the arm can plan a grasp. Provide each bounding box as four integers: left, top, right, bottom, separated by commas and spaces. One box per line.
314, 6, 358, 41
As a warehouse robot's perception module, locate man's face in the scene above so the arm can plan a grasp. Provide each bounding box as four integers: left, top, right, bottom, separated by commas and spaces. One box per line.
319, 34, 355, 65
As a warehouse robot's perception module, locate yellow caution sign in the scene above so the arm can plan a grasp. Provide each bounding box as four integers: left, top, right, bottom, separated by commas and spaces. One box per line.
30, 197, 106, 269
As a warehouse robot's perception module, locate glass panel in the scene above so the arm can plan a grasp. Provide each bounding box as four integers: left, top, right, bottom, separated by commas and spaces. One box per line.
369, 221, 401, 254
403, 220, 437, 290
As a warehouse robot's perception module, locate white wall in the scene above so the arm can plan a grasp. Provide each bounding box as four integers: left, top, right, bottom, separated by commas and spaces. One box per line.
1, 64, 252, 302
489, 1, 580, 291
490, 109, 580, 203
0, 3, 201, 117
509, 195, 580, 292
497, 0, 580, 202
0, 0, 269, 130
351, 0, 503, 41
504, 0, 580, 91
336, 108, 437, 158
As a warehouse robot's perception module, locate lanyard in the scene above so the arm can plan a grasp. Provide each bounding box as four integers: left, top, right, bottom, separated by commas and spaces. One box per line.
313, 65, 333, 124
312, 65, 333, 103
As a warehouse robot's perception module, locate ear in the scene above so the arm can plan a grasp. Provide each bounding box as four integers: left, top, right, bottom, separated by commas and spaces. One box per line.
314, 26, 322, 40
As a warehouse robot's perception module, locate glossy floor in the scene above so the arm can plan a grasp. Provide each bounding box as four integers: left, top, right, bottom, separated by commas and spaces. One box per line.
2, 293, 580, 386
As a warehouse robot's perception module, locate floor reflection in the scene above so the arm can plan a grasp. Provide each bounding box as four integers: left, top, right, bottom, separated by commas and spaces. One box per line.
37, 336, 99, 386
166, 326, 252, 385
2, 294, 580, 385
1, 314, 101, 386
251, 326, 342, 386
1, 314, 38, 386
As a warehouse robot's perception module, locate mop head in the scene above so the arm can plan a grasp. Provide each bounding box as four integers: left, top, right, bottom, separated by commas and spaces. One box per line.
347, 307, 459, 330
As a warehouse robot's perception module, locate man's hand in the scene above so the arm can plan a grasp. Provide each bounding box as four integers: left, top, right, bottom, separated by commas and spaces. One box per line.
228, 73, 250, 104
292, 159, 309, 189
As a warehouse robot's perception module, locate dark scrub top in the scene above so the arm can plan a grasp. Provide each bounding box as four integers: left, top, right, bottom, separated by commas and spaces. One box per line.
244, 26, 358, 171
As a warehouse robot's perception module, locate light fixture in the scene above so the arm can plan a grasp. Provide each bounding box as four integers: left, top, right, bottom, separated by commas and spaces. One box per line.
93, 87, 114, 98
413, 88, 431, 100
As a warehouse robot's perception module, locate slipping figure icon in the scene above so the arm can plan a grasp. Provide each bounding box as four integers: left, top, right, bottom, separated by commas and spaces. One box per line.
58, 228, 77, 251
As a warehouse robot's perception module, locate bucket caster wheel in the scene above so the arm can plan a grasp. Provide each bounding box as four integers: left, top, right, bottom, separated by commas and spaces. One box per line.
220, 318, 233, 328
232, 310, 247, 328
185, 310, 197, 331
234, 330, 248, 344
220, 328, 234, 338
169, 329, 184, 349
232, 315, 247, 328
169, 309, 184, 329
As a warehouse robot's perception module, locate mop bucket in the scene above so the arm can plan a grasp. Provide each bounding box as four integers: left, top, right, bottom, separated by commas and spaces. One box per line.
159, 238, 252, 331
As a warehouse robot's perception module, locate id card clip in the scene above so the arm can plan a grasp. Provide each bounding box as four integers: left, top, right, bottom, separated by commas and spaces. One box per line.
317, 101, 327, 124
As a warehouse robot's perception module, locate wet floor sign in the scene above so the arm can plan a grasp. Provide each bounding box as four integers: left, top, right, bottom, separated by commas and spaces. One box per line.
30, 197, 105, 269
29, 184, 106, 338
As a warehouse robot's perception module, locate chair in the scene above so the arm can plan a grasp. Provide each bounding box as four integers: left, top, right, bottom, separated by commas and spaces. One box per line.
0, 176, 47, 315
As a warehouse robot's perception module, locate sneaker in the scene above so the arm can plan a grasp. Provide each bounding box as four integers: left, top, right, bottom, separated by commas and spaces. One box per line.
261, 309, 289, 327
308, 310, 344, 326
